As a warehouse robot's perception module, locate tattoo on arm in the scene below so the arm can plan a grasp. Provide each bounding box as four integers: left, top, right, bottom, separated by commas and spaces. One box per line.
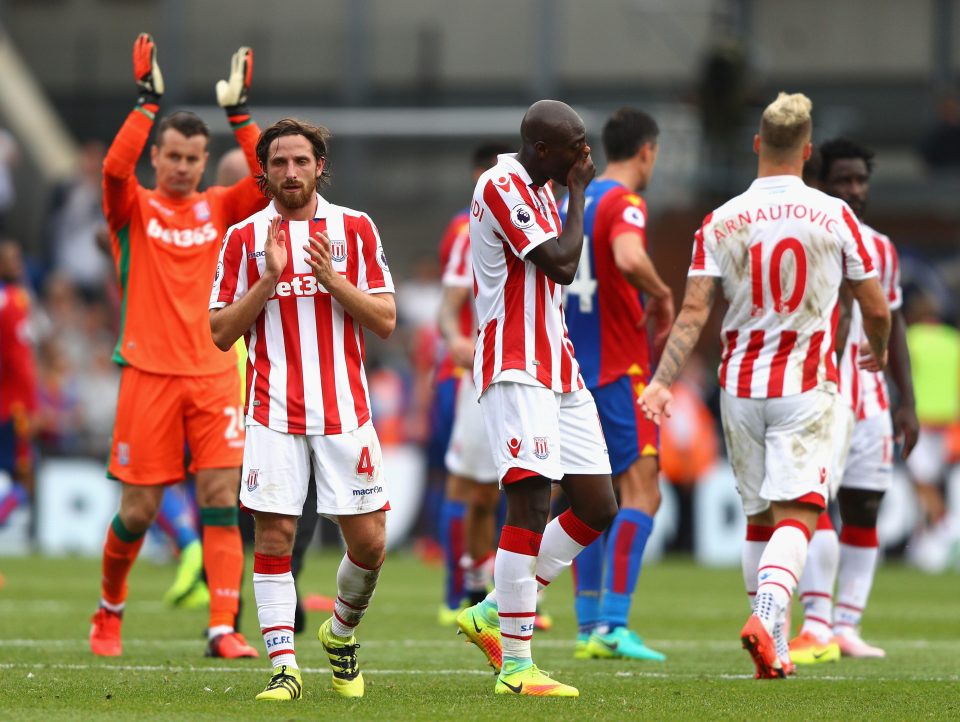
651, 276, 717, 387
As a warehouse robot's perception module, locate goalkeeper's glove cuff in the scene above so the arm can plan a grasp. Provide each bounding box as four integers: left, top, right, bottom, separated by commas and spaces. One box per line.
137, 90, 162, 109
224, 103, 253, 129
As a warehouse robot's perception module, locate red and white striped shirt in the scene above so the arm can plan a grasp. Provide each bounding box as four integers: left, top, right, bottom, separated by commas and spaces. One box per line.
469, 154, 583, 396
689, 176, 876, 399
210, 195, 394, 435
839, 223, 902, 419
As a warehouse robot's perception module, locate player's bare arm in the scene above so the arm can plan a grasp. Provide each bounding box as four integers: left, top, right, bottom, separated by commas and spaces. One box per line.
303, 231, 396, 339
639, 275, 718, 424
526, 148, 596, 284
611, 231, 675, 349
438, 284, 474, 368
834, 280, 854, 362
210, 215, 287, 350
888, 308, 919, 458
848, 276, 891, 371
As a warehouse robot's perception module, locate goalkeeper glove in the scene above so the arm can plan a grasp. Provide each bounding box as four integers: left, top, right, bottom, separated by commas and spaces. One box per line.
132, 33, 164, 107
216, 47, 253, 116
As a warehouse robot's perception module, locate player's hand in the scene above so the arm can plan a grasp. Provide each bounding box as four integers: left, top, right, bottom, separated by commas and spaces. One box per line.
857, 346, 887, 373
646, 292, 675, 353
449, 335, 475, 369
264, 215, 287, 280
304, 231, 338, 287
893, 405, 920, 460
216, 46, 253, 113
638, 380, 672, 425
133, 33, 164, 105
566, 146, 596, 192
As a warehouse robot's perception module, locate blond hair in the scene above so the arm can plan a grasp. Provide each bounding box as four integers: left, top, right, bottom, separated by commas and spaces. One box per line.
759, 92, 812, 156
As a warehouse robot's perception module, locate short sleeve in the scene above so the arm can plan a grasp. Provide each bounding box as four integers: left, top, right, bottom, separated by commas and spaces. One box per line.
606, 192, 648, 246
687, 212, 721, 277
840, 205, 876, 281
210, 225, 249, 309
479, 175, 555, 259
441, 226, 473, 289
355, 214, 395, 294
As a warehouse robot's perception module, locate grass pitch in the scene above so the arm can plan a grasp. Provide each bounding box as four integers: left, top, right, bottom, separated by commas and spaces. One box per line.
1, 551, 958, 720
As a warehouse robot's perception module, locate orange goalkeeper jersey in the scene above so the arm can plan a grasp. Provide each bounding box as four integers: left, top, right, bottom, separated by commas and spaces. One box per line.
103, 107, 266, 376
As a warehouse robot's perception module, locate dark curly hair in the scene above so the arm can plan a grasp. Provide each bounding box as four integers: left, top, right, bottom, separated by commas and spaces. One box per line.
255, 118, 332, 197
818, 137, 874, 181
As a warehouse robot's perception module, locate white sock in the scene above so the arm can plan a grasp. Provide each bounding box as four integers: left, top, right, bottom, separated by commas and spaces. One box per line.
495, 526, 541, 661
253, 553, 297, 669
462, 552, 494, 594
742, 524, 773, 611
332, 552, 381, 639
534, 510, 601, 589
835, 525, 879, 633
755, 521, 810, 634
798, 526, 839, 642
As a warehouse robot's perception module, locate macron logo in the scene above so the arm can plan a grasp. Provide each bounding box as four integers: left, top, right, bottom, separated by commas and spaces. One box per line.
352, 486, 384, 496
507, 438, 522, 458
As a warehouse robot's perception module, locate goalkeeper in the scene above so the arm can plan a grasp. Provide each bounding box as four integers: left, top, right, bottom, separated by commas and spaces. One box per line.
89, 33, 268, 659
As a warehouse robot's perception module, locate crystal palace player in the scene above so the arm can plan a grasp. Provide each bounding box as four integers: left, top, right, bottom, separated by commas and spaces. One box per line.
210, 118, 396, 701
790, 138, 918, 663
89, 35, 265, 659
639, 93, 891, 679
561, 108, 673, 662
456, 100, 617, 698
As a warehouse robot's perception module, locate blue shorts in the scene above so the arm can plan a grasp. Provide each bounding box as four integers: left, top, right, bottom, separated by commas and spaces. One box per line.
0, 417, 34, 477
591, 373, 659, 476
427, 376, 459, 470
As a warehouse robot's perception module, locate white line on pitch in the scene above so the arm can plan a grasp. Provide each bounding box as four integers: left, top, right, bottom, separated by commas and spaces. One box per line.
0, 662, 956, 683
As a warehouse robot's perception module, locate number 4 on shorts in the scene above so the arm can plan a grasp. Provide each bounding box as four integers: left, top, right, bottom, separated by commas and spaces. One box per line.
356, 446, 375, 478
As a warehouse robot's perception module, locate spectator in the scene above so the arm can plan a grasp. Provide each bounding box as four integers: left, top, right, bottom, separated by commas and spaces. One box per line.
0, 129, 18, 232
45, 141, 111, 300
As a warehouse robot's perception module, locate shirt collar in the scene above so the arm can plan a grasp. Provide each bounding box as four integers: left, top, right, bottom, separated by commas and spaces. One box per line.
750, 174, 805, 189
267, 193, 331, 220
498, 153, 539, 190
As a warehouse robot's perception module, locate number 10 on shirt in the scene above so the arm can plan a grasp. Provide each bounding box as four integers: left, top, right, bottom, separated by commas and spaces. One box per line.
750, 237, 808, 316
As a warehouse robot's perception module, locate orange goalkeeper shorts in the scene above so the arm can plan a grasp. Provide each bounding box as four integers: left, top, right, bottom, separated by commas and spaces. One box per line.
108, 365, 245, 485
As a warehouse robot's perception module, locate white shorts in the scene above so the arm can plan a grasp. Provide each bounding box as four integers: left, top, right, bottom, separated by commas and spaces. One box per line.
905, 426, 947, 485
841, 412, 894, 492
239, 421, 389, 517
445, 374, 497, 483
479, 382, 611, 484
720, 389, 836, 516
830, 397, 856, 499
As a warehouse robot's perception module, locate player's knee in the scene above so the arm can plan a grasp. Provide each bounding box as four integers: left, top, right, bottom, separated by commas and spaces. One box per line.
119, 504, 158, 534
348, 537, 386, 569
838, 488, 883, 528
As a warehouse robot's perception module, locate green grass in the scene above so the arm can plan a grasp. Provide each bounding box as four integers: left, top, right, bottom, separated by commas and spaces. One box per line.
0, 552, 958, 720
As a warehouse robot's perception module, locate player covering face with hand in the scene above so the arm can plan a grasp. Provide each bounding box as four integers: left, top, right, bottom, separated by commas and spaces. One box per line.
455, 100, 618, 698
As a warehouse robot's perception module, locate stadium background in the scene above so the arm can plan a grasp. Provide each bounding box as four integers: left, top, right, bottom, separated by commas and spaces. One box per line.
0, 0, 958, 563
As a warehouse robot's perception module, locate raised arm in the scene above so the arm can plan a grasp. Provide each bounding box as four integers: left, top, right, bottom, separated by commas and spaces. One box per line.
525, 148, 596, 285
102, 33, 164, 228
216, 46, 261, 176
639, 275, 720, 423
210, 216, 285, 351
